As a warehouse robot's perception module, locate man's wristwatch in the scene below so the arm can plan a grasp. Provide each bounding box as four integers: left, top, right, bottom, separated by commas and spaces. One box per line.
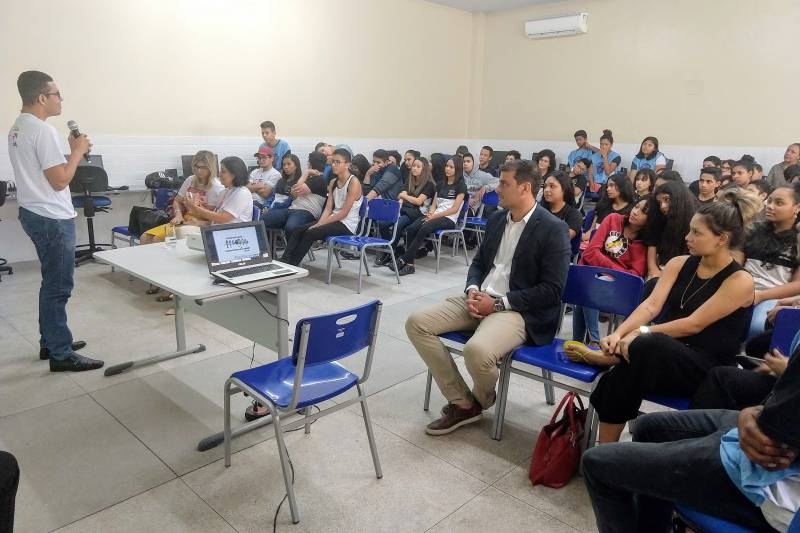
638, 325, 651, 335
493, 298, 506, 313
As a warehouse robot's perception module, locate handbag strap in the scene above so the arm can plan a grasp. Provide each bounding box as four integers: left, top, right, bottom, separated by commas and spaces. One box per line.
549, 392, 575, 424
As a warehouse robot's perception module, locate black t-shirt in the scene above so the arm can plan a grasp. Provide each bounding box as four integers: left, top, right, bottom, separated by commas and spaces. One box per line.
401, 181, 436, 219
434, 179, 468, 219
273, 174, 327, 197
548, 204, 582, 236
572, 173, 588, 194
595, 202, 632, 225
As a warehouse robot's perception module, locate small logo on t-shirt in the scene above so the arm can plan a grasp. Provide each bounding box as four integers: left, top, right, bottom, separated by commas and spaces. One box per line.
604, 231, 629, 259
9, 129, 18, 148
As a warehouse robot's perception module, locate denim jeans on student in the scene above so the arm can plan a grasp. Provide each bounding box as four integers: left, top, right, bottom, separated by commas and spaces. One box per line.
572, 305, 600, 344
581, 409, 776, 533
750, 298, 778, 339
18, 208, 76, 362
378, 214, 414, 243
262, 208, 316, 241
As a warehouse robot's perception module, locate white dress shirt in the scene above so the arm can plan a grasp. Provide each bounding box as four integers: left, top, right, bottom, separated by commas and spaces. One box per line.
467, 204, 536, 310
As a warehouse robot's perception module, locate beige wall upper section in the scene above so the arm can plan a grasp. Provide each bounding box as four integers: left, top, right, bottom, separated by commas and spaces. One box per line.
0, 0, 474, 139
480, 0, 800, 147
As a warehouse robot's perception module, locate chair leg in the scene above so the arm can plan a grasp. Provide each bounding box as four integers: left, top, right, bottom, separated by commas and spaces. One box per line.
326, 244, 333, 285
461, 233, 470, 265
388, 247, 400, 285
304, 406, 311, 435
362, 251, 371, 277
423, 370, 432, 411
492, 358, 513, 441
357, 384, 383, 479
543, 370, 555, 405
272, 411, 301, 524
334, 249, 342, 268
223, 379, 233, 467
435, 236, 443, 273
357, 249, 364, 294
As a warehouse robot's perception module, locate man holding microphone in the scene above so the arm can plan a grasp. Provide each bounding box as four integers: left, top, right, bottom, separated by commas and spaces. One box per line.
8, 71, 104, 372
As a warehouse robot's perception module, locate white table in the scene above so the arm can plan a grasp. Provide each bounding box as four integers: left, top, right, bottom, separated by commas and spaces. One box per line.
94, 240, 308, 450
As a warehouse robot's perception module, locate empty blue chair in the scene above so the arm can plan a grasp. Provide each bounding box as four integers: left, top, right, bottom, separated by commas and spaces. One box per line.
223, 301, 383, 525
464, 190, 500, 245
493, 265, 644, 445
426, 193, 471, 273
675, 504, 800, 533
770, 307, 800, 356
325, 199, 401, 293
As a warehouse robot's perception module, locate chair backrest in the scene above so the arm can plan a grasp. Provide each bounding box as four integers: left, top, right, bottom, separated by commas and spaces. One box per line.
561, 265, 644, 317
367, 198, 401, 223
69, 165, 109, 194
153, 188, 176, 210
252, 205, 261, 221
770, 308, 800, 356
581, 208, 595, 232
455, 193, 471, 230
292, 300, 381, 367
570, 233, 581, 259
482, 190, 500, 207
666, 158, 674, 170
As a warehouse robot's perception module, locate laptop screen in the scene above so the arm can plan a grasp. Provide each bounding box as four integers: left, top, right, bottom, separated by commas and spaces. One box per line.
202, 222, 269, 267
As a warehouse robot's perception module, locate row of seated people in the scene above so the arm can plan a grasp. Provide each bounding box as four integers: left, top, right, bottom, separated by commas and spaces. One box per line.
399, 157, 798, 532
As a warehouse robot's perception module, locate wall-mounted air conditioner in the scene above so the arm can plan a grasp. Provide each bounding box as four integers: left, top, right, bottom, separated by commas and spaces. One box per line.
525, 13, 588, 39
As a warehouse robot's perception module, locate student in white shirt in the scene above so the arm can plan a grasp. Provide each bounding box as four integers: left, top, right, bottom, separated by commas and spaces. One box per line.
248, 145, 281, 208
8, 70, 104, 372
186, 156, 253, 225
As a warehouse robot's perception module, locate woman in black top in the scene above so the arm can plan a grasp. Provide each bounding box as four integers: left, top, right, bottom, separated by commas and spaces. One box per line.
632, 168, 655, 203
590, 189, 761, 443
541, 171, 582, 240
583, 174, 634, 247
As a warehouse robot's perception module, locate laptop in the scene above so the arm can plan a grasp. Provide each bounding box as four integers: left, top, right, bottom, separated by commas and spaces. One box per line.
200, 221, 298, 284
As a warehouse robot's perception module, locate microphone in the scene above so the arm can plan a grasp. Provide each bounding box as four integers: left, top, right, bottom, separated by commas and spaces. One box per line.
66, 120, 91, 162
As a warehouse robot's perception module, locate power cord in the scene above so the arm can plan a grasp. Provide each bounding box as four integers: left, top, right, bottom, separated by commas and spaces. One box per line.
214, 278, 290, 327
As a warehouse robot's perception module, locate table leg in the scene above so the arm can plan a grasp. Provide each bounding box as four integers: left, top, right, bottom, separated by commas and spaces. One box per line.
104, 294, 206, 376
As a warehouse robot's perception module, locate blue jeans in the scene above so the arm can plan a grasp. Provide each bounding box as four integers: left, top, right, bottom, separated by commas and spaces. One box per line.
582, 410, 775, 532
750, 299, 778, 338
262, 208, 316, 241
572, 305, 600, 344
379, 214, 415, 244
18, 208, 76, 361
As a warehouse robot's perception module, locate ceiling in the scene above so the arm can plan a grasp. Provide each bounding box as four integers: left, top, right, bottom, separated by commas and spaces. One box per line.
425, 0, 559, 13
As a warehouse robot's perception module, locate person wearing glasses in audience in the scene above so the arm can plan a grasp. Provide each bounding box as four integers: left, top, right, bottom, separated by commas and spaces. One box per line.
8, 70, 104, 372
406, 159, 570, 435
185, 156, 254, 225
281, 149, 362, 266
247, 145, 281, 211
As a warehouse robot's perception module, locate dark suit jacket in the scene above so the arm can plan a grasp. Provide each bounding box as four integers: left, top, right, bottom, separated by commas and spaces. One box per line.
466, 205, 571, 345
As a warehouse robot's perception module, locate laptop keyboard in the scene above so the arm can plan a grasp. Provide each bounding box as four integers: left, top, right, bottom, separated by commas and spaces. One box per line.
225, 263, 284, 277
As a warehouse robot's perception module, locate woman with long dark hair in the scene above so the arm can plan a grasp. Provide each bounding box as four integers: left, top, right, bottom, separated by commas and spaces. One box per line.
629, 136, 667, 179
535, 149, 556, 179
583, 173, 634, 245
633, 168, 655, 203
645, 181, 697, 280
541, 171, 582, 240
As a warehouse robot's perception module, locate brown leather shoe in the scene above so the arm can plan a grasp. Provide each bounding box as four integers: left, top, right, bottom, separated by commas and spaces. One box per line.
426, 403, 483, 436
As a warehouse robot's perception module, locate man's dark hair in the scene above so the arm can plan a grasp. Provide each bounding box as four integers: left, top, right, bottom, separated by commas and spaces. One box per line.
703, 155, 721, 167
700, 167, 722, 181
260, 120, 276, 131
455, 145, 469, 156
658, 170, 684, 184
749, 179, 773, 196
308, 151, 327, 172
754, 163, 763, 173
481, 145, 494, 156
372, 149, 390, 162
578, 157, 592, 168
507, 149, 521, 160
574, 129, 587, 139
17, 71, 53, 106
405, 149, 421, 159
500, 159, 540, 196
333, 148, 352, 163
462, 152, 474, 162
314, 141, 326, 151
733, 159, 754, 173
221, 156, 250, 187
388, 150, 403, 164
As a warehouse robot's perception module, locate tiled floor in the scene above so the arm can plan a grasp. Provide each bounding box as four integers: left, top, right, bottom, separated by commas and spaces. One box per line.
0, 246, 600, 533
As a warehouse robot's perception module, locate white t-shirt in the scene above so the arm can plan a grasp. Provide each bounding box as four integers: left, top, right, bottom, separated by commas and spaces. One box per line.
761, 475, 800, 532
248, 167, 281, 202
7, 113, 75, 219
214, 186, 253, 224
177, 175, 225, 207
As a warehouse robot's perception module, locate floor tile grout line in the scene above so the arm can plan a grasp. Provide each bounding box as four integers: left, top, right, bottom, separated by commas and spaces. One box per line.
422, 484, 495, 532
488, 482, 587, 533
176, 477, 242, 533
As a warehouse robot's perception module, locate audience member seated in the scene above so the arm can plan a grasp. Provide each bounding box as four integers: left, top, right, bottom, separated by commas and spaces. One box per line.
583, 350, 800, 533
568, 199, 649, 358
567, 129, 597, 171
767, 143, 800, 187
583, 174, 634, 243
351, 153, 371, 183
259, 120, 290, 170
735, 185, 800, 337
400, 149, 420, 182
185, 156, 253, 225
505, 150, 521, 164
654, 169, 685, 188
541, 171, 582, 240
697, 167, 722, 204
732, 159, 757, 187
391, 156, 467, 276
690, 155, 722, 195
247, 146, 281, 209
748, 179, 775, 206
785, 164, 800, 185
589, 129, 621, 192
281, 148, 362, 266
535, 149, 556, 182
754, 163, 765, 181
629, 136, 667, 178
479, 145, 498, 177
570, 157, 591, 201
632, 168, 655, 202
721, 159, 735, 185
463, 152, 499, 241
375, 156, 436, 267
455, 145, 469, 158
140, 149, 224, 246
315, 142, 334, 178
262, 153, 328, 242
587, 191, 760, 443
364, 149, 403, 201
645, 181, 696, 282
405, 159, 570, 435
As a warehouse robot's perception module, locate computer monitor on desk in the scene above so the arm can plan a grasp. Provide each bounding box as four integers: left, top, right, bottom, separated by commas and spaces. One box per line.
65, 154, 104, 168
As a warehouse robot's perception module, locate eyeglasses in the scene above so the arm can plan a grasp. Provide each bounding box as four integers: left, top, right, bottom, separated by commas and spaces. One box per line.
331, 159, 346, 165
193, 165, 210, 170
256, 155, 273, 159
43, 92, 61, 99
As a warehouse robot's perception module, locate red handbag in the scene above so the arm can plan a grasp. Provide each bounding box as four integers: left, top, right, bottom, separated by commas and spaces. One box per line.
529, 392, 588, 489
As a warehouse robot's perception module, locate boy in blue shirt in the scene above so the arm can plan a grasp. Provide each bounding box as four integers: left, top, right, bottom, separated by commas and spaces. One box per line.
259, 120, 290, 171
567, 129, 598, 170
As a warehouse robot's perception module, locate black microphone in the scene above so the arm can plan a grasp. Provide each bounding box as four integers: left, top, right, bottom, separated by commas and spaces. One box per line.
66, 120, 91, 162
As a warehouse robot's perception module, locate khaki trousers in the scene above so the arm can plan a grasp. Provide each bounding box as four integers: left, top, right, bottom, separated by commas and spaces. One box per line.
405, 295, 527, 409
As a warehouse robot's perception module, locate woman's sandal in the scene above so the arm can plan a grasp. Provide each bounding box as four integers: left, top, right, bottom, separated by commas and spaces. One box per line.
155, 293, 174, 302
563, 340, 616, 367
145, 286, 160, 295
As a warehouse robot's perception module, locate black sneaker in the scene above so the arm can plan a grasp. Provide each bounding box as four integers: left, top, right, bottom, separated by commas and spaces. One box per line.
374, 253, 391, 267
398, 264, 416, 276
40, 341, 87, 360
425, 403, 483, 435
49, 353, 105, 372
415, 247, 430, 259
388, 258, 405, 272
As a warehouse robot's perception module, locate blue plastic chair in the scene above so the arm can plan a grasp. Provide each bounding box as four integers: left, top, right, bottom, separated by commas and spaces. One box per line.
464, 190, 500, 245
251, 204, 261, 222
325, 198, 402, 293
770, 307, 800, 356
426, 193, 471, 273
223, 301, 383, 525
581, 208, 595, 233
493, 265, 644, 445
675, 503, 800, 533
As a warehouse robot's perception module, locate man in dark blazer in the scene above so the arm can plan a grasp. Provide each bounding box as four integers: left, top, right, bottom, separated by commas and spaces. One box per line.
406, 159, 571, 435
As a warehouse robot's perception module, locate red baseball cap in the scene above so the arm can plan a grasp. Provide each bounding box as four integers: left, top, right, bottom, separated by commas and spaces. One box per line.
254, 146, 274, 158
